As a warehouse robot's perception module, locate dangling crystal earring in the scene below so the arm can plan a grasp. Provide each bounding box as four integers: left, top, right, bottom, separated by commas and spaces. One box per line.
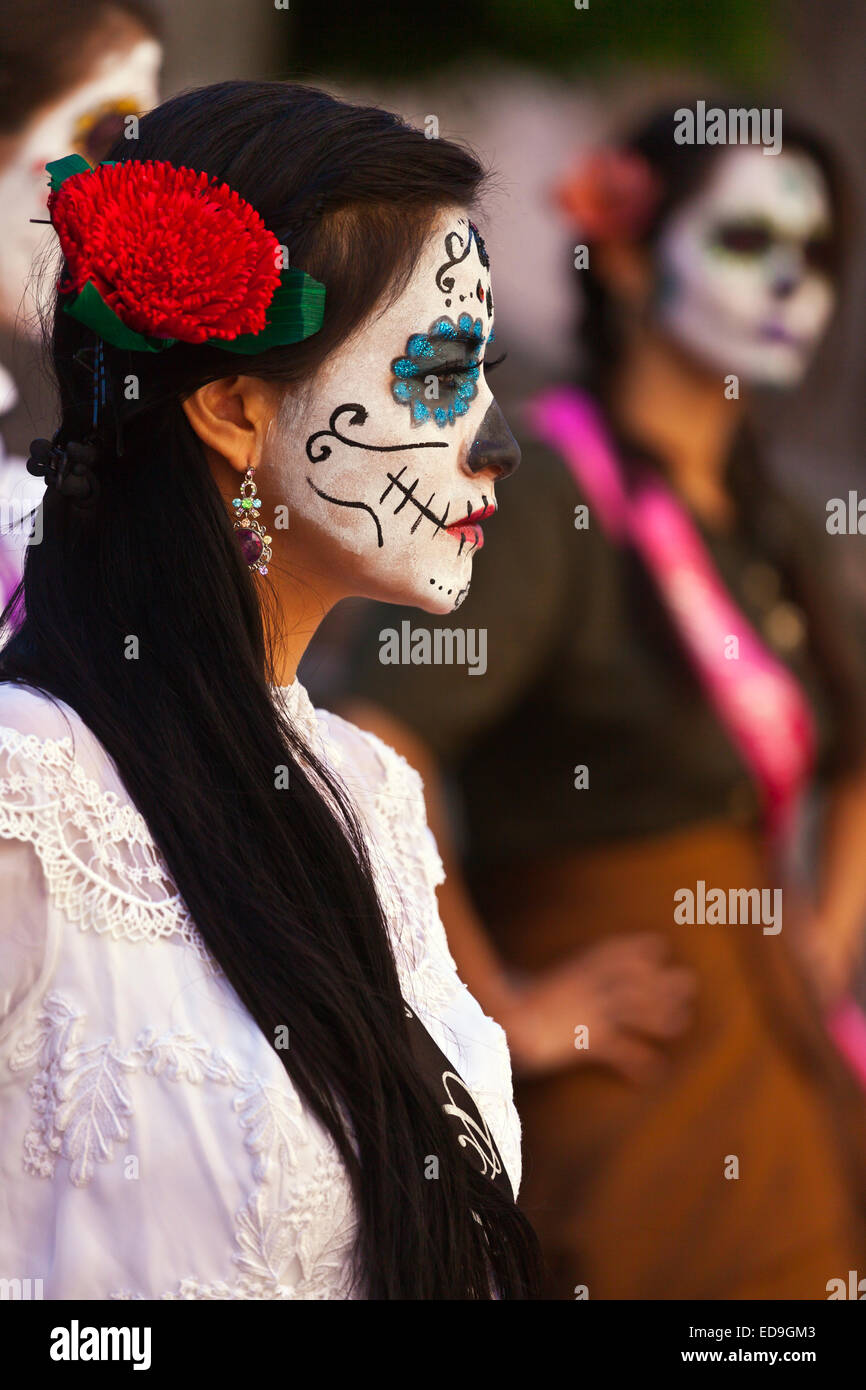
232, 467, 272, 575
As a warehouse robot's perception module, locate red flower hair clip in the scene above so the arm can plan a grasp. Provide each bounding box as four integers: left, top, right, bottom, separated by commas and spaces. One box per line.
553, 148, 662, 242
45, 154, 325, 354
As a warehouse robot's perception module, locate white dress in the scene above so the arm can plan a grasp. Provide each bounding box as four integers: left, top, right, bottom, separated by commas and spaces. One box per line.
0, 679, 521, 1300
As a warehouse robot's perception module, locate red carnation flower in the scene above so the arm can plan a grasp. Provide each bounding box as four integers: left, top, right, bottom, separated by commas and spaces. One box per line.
49, 160, 283, 344
553, 150, 661, 243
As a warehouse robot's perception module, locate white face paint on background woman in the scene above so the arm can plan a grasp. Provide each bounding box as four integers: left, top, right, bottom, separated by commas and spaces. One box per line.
266, 207, 517, 613
0, 37, 161, 330
653, 146, 836, 388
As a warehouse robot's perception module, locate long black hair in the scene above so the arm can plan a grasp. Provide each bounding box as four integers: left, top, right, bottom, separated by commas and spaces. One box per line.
0, 80, 542, 1298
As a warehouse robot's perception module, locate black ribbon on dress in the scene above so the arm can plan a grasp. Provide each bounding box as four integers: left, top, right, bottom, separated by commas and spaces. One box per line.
403, 1003, 514, 1202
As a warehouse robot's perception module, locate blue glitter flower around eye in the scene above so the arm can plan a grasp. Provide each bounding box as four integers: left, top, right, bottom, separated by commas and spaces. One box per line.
391, 315, 485, 428
457, 312, 484, 341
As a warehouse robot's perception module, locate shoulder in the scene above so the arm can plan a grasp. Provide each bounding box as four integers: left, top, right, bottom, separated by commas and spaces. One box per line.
314, 704, 441, 881
0, 683, 157, 869
0, 682, 119, 791
316, 704, 428, 802
0, 680, 199, 964
312, 702, 450, 959
0, 681, 78, 740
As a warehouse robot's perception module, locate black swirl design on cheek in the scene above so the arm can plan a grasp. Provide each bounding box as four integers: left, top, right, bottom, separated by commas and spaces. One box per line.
305, 480, 386, 548
305, 403, 449, 548
306, 403, 450, 461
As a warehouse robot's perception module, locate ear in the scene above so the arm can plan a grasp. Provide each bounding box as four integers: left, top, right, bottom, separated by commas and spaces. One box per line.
181, 375, 279, 475
593, 238, 654, 310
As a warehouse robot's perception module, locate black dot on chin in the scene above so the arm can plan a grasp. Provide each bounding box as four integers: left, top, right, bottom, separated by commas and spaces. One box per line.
459, 295, 465, 302
444, 298, 451, 307
429, 578, 435, 584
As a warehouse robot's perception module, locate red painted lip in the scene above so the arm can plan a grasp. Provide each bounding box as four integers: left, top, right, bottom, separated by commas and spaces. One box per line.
445, 502, 496, 532
445, 503, 496, 552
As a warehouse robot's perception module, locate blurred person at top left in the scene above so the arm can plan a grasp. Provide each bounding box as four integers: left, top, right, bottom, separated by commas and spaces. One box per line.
0, 0, 162, 597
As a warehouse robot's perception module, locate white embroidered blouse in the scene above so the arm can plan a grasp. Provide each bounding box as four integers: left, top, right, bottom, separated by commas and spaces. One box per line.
0, 680, 521, 1300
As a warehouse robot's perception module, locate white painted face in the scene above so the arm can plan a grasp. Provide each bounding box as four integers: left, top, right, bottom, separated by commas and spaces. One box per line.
0, 36, 161, 330
267, 208, 516, 613
653, 147, 836, 387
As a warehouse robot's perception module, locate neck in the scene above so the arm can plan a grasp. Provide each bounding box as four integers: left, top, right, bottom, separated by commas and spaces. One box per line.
609, 329, 745, 525
266, 560, 344, 688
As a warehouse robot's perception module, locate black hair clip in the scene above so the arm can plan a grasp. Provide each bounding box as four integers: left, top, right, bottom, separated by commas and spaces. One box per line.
27, 435, 100, 505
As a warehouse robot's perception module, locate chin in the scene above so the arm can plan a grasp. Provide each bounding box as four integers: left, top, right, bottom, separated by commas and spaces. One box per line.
737, 345, 810, 390
363, 556, 474, 614
417, 587, 467, 615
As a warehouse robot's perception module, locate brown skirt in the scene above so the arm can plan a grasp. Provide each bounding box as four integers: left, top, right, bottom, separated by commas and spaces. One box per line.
472, 821, 866, 1299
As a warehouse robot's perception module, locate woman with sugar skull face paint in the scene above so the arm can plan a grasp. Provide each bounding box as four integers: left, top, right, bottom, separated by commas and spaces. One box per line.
331, 101, 866, 1299
0, 81, 542, 1299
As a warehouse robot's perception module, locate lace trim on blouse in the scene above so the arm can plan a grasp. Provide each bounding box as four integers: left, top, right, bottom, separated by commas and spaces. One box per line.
0, 725, 207, 960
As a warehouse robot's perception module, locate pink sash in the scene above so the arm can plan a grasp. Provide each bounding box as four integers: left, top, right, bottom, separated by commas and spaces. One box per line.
525, 385, 865, 1079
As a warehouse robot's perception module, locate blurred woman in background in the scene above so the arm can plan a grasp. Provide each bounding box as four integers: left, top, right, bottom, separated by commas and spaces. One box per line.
0, 0, 161, 596
330, 100, 866, 1298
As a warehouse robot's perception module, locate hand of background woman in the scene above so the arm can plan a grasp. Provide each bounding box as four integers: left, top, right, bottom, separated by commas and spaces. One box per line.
794, 912, 863, 1007
496, 934, 695, 1083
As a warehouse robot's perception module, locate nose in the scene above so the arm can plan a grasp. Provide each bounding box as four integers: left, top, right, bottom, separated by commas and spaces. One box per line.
772, 275, 799, 299
770, 246, 804, 300
464, 401, 521, 479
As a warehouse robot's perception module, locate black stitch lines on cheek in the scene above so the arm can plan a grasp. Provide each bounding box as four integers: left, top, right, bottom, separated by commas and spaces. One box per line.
381, 466, 451, 535
303, 402, 448, 547
302, 398, 485, 604
380, 472, 486, 558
